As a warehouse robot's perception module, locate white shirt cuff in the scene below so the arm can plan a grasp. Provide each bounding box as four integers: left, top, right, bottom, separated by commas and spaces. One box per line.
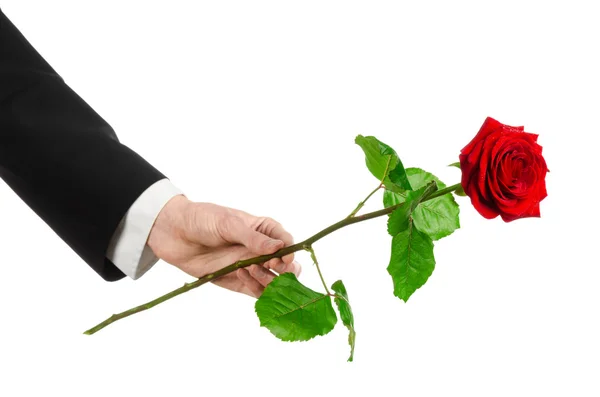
106, 178, 184, 280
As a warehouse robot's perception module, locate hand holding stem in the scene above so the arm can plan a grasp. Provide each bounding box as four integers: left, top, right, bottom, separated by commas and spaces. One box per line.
84, 181, 461, 335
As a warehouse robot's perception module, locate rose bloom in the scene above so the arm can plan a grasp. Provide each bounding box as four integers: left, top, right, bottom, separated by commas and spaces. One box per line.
459, 117, 548, 222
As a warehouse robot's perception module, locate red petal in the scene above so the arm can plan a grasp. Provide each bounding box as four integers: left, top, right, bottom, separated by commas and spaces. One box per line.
461, 117, 504, 155
466, 173, 499, 219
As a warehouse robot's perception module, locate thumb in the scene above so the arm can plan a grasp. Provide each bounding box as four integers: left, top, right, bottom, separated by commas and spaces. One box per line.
220, 216, 284, 255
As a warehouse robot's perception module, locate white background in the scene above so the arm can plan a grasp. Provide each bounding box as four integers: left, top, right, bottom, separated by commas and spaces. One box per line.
1, 1, 598, 396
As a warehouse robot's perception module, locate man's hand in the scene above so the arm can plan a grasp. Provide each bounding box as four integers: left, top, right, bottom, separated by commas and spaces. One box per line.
147, 195, 301, 297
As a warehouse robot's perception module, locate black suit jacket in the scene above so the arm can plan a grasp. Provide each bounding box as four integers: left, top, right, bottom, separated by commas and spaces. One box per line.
0, 9, 166, 281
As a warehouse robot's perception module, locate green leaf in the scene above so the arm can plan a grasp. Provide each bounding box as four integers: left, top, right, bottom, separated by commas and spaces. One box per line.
388, 162, 412, 192
387, 181, 438, 236
383, 188, 404, 207
454, 185, 467, 197
384, 168, 460, 241
387, 222, 436, 302
331, 280, 356, 362
355, 135, 412, 191
448, 162, 467, 196
255, 273, 337, 342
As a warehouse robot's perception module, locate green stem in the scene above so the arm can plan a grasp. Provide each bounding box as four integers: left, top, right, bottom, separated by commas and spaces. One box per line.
426, 183, 462, 200
347, 155, 392, 218
347, 184, 382, 218
305, 246, 330, 295
84, 181, 463, 335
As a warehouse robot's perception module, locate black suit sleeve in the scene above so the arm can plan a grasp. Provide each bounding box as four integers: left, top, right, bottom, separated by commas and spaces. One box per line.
0, 9, 167, 281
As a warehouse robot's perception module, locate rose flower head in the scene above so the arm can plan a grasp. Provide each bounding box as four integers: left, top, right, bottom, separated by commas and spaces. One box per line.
459, 117, 548, 222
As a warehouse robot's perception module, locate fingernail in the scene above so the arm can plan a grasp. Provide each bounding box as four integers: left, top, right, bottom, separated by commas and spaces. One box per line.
252, 267, 266, 279
294, 261, 302, 277
273, 262, 287, 274
267, 239, 282, 248
238, 269, 251, 281
264, 259, 274, 270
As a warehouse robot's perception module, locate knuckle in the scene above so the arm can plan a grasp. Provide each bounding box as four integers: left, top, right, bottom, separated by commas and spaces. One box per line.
219, 215, 239, 235
259, 216, 281, 234
263, 216, 277, 224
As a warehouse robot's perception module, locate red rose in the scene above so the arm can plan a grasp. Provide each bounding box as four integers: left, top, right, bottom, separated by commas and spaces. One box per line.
459, 117, 548, 222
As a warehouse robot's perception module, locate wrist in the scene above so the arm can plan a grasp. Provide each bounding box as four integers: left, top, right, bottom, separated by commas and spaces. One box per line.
147, 194, 191, 258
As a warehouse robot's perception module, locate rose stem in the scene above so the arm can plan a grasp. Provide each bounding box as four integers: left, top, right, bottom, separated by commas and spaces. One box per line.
84, 182, 462, 335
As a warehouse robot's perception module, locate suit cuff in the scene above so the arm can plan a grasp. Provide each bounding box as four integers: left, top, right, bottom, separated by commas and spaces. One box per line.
106, 178, 184, 279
